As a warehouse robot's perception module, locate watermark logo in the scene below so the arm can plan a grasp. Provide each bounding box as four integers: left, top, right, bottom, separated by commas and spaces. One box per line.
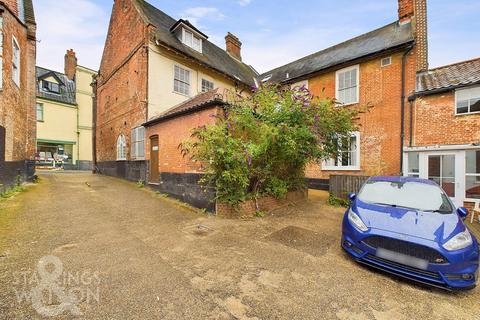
12, 255, 101, 317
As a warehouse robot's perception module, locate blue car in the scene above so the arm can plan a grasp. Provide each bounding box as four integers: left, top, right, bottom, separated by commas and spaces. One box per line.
342, 176, 479, 290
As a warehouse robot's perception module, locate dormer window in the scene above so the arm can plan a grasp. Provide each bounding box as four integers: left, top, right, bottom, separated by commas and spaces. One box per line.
42, 80, 61, 94
170, 19, 208, 54
182, 29, 202, 53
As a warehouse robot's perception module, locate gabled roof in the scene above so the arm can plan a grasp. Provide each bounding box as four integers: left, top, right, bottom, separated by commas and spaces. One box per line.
416, 57, 480, 94
144, 88, 226, 126
134, 0, 258, 87
36, 67, 76, 105
261, 21, 414, 83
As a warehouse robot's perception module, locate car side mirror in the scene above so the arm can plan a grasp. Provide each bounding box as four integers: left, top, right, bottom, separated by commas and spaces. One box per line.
457, 207, 468, 220
348, 193, 356, 201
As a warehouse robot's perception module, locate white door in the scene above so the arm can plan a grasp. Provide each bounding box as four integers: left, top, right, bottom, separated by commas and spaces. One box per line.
419, 152, 464, 207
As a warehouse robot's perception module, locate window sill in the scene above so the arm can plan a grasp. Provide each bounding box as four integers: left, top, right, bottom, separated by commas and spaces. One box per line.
322, 166, 361, 171
172, 90, 190, 98
336, 101, 359, 107
37, 120, 44, 123
455, 111, 480, 116
116, 159, 127, 162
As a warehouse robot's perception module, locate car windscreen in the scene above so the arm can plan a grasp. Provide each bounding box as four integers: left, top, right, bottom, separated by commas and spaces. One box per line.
358, 180, 453, 212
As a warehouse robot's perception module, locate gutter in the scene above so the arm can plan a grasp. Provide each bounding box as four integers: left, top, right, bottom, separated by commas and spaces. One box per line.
399, 45, 414, 175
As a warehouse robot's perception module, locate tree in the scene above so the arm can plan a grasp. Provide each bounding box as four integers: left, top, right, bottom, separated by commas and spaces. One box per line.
181, 84, 358, 207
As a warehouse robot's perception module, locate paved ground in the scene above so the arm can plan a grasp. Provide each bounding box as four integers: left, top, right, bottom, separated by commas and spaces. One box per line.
0, 172, 478, 319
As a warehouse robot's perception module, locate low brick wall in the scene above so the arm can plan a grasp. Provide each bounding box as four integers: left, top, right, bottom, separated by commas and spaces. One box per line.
150, 172, 216, 212
96, 161, 148, 182
0, 160, 35, 192
216, 190, 308, 218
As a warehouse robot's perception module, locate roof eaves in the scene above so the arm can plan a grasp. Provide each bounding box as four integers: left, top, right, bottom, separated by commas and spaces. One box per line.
143, 98, 227, 127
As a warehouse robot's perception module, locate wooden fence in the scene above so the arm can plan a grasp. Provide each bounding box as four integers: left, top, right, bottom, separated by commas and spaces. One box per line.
329, 175, 370, 199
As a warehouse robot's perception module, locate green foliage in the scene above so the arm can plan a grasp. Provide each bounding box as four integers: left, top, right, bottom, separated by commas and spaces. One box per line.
1, 185, 25, 199
327, 194, 350, 207
136, 180, 145, 188
181, 84, 357, 206
254, 210, 267, 218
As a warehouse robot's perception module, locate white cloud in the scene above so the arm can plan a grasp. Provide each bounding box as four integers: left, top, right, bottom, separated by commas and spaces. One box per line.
180, 7, 225, 27
238, 0, 252, 6
34, 0, 109, 71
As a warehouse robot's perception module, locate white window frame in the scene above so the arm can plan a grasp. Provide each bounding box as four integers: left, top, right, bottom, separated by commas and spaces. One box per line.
116, 134, 127, 161
12, 36, 20, 87
322, 132, 361, 171
381, 56, 392, 67
455, 86, 480, 116
465, 150, 480, 201
131, 126, 145, 160
0, 16, 3, 90
201, 78, 214, 93
335, 65, 359, 106
36, 103, 44, 122
173, 64, 191, 96
182, 28, 202, 53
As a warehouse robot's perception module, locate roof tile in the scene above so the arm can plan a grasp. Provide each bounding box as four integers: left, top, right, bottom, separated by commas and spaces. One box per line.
417, 58, 480, 93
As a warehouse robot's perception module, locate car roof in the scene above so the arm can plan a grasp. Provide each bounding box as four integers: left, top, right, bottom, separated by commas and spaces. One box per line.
368, 176, 437, 185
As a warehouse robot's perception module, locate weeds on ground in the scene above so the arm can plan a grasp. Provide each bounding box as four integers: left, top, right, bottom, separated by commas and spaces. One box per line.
136, 180, 145, 188
1, 185, 25, 199
327, 194, 350, 207
254, 210, 267, 218
155, 191, 168, 198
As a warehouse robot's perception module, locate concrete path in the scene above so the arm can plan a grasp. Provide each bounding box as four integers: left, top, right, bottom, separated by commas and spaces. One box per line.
0, 172, 478, 319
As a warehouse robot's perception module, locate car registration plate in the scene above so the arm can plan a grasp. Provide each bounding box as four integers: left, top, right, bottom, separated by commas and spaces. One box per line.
376, 248, 429, 270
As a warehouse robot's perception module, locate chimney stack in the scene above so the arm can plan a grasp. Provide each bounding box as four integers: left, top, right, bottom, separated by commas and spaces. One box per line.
225, 32, 242, 61
65, 49, 77, 81
398, 0, 414, 23
414, 0, 428, 72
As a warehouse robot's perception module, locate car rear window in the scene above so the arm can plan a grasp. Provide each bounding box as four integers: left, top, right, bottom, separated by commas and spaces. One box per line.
358, 180, 453, 212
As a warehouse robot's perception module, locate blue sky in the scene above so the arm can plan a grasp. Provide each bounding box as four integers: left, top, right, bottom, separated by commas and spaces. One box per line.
33, 0, 480, 73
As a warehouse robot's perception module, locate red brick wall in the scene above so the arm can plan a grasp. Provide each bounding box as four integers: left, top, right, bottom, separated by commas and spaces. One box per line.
412, 92, 480, 146
2, 0, 18, 17
96, 0, 149, 161
0, 5, 36, 162
305, 50, 417, 179
398, 0, 414, 22
145, 106, 223, 173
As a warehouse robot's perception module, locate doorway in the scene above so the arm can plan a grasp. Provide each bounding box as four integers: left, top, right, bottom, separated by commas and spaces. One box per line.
417, 152, 464, 207
149, 136, 159, 183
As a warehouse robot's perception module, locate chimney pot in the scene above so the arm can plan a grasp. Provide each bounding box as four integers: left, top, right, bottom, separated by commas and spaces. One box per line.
65, 49, 77, 81
225, 32, 242, 61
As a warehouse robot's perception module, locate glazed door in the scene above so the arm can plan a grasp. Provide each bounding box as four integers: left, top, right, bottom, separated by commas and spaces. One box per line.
421, 153, 463, 207
149, 136, 159, 183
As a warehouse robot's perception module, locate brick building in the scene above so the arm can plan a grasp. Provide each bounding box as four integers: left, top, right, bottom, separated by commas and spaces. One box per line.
260, 0, 427, 190
404, 58, 480, 207
0, 0, 36, 190
94, 0, 257, 182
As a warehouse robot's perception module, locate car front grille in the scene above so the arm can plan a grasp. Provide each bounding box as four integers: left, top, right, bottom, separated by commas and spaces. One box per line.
362, 236, 448, 264
364, 254, 441, 279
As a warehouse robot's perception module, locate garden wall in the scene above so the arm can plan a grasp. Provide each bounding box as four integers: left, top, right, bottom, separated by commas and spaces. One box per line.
216, 190, 308, 218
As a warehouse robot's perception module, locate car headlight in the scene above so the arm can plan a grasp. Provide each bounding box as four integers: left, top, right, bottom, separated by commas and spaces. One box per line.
443, 230, 473, 251
348, 209, 368, 232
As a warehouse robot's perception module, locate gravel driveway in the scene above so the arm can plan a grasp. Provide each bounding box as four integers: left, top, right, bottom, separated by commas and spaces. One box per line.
0, 172, 478, 319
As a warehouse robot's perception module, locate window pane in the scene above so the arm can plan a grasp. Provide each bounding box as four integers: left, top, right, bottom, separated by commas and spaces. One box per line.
344, 71, 351, 88
466, 176, 480, 199
470, 98, 480, 113
338, 73, 345, 90
456, 100, 468, 114
408, 152, 419, 173
466, 151, 480, 174
351, 69, 357, 87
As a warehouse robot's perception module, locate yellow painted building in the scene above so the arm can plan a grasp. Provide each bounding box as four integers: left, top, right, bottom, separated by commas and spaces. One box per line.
36, 50, 96, 170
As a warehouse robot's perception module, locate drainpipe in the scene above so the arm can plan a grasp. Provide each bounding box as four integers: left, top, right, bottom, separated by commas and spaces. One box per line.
400, 45, 414, 175
92, 76, 98, 173
408, 94, 416, 147
76, 105, 80, 169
